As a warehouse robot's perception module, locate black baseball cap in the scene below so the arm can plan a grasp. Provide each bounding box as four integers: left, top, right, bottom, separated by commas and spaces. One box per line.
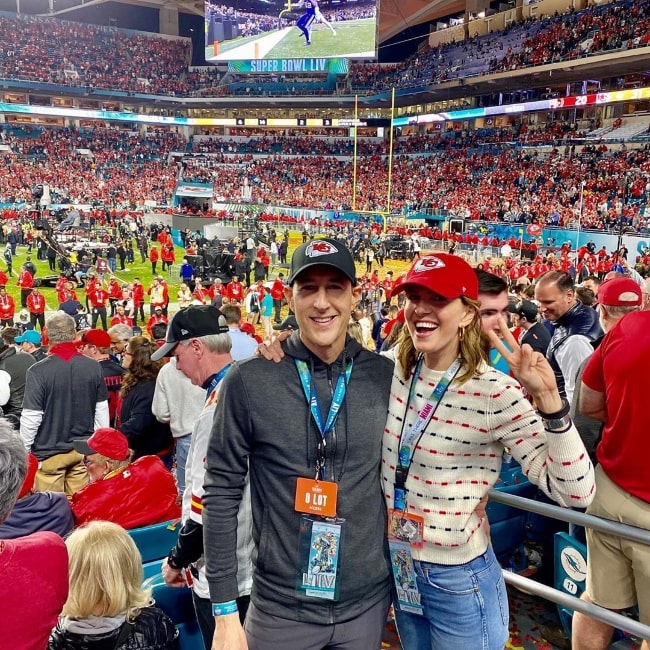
508, 300, 539, 323
151, 305, 229, 361
288, 238, 356, 286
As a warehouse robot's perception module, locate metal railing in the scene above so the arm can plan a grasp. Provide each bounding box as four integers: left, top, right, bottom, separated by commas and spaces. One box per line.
487, 488, 650, 641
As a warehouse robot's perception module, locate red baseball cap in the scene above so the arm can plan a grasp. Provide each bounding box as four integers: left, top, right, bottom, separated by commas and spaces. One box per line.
393, 254, 478, 300
75, 329, 111, 349
73, 427, 130, 461
598, 278, 642, 307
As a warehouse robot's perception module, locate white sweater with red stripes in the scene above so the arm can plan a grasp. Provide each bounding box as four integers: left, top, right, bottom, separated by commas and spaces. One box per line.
381, 359, 595, 566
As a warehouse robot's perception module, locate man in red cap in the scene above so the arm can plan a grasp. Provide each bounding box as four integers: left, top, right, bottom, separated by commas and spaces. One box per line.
573, 278, 648, 649
77, 329, 125, 427
71, 427, 180, 529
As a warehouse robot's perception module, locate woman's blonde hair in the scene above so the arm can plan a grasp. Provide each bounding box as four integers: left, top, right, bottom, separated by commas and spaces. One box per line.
62, 521, 151, 621
396, 297, 490, 383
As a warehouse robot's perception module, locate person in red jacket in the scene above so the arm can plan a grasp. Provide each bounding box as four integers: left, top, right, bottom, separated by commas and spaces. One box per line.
270, 272, 285, 323
149, 245, 159, 275
110, 304, 133, 328
107, 276, 122, 317
224, 274, 245, 304
161, 243, 175, 272
17, 265, 34, 308
0, 269, 8, 287
88, 283, 110, 331
71, 427, 180, 529
146, 307, 168, 339
0, 285, 15, 326
132, 277, 145, 326
26, 285, 46, 331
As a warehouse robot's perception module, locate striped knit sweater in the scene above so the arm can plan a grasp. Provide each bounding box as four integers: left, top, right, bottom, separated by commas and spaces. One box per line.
381, 359, 595, 566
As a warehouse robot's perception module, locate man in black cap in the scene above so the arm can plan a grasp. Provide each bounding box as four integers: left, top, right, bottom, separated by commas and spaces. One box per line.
509, 299, 551, 355
202, 239, 393, 650
153, 305, 253, 650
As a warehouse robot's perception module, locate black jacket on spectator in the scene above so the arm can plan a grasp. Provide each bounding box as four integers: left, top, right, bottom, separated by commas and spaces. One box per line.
118, 379, 172, 459
47, 606, 179, 650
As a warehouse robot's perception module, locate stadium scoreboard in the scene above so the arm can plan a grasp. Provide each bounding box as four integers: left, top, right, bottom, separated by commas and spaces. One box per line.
204, 0, 378, 69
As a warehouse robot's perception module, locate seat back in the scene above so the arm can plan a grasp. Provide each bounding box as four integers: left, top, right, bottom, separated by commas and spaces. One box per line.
128, 519, 179, 564
554, 531, 588, 637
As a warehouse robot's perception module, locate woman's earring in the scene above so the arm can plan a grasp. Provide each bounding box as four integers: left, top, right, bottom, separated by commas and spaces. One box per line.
458, 326, 465, 342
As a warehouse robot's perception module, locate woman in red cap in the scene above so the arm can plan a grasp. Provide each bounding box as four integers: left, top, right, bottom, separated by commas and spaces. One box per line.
382, 253, 595, 650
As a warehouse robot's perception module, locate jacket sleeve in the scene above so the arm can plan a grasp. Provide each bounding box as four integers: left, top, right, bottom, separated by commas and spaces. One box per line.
201, 367, 252, 604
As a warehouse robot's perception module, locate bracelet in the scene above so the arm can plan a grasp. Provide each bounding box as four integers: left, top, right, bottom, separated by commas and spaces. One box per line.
536, 397, 570, 420
212, 600, 239, 617
541, 413, 573, 433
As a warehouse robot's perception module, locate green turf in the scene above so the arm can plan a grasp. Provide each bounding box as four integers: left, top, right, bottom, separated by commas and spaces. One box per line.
268, 19, 376, 59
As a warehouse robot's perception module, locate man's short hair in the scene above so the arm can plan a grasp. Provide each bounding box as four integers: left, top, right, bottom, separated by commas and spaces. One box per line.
1, 327, 19, 346
46, 312, 77, 345
0, 421, 28, 523
108, 324, 133, 342
475, 269, 508, 296
221, 304, 243, 325
537, 270, 574, 293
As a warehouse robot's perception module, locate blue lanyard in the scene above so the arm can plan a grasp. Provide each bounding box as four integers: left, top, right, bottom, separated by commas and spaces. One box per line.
394, 356, 461, 510
205, 363, 232, 401
296, 358, 353, 478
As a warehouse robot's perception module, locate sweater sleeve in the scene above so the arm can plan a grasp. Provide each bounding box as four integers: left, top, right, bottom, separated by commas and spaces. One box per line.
489, 379, 595, 508
202, 366, 252, 604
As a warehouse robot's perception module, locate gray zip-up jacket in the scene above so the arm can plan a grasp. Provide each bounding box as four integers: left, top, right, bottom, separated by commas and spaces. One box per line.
203, 332, 393, 624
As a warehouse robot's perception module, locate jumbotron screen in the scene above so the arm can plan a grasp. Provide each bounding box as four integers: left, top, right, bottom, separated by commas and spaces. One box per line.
204, 0, 378, 70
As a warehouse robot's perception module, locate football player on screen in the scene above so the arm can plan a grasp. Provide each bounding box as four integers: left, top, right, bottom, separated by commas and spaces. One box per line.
295, 0, 317, 46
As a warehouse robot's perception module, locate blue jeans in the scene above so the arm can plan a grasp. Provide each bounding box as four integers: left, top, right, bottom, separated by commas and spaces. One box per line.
394, 546, 509, 650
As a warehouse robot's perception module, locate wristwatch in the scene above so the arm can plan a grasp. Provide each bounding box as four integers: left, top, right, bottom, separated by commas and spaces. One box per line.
537, 398, 572, 432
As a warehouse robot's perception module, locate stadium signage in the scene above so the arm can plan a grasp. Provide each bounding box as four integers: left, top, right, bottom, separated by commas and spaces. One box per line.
229, 58, 349, 74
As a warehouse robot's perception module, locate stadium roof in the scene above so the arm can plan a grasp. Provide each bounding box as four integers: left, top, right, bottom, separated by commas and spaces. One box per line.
0, 0, 465, 44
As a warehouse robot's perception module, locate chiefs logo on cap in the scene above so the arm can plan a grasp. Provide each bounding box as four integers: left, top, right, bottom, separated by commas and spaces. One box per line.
412, 256, 445, 273
305, 241, 339, 257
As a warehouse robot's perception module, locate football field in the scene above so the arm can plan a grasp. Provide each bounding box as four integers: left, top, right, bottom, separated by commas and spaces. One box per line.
205, 18, 376, 61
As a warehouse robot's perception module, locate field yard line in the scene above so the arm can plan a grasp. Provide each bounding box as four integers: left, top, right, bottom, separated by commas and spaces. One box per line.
211, 28, 293, 61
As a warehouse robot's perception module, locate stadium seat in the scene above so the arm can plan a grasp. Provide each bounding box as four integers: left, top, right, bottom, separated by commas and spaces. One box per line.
144, 573, 202, 650
554, 531, 588, 637
487, 460, 537, 562
128, 519, 180, 564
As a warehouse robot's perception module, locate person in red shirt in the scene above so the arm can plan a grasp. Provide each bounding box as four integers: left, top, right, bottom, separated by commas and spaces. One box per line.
57, 281, 78, 308
0, 286, 15, 326
270, 272, 285, 323
0, 269, 8, 287
89, 284, 110, 330
192, 279, 209, 304
26, 286, 46, 331
149, 246, 159, 275
208, 278, 223, 301
107, 277, 122, 317
382, 271, 395, 306
110, 304, 133, 328
224, 274, 244, 304
17, 265, 34, 308
161, 244, 175, 273
132, 278, 145, 326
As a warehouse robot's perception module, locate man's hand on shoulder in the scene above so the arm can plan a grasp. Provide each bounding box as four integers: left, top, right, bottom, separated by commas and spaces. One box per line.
212, 613, 248, 650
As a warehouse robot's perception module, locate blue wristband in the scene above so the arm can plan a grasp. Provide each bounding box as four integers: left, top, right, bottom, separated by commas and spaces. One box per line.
212, 600, 238, 617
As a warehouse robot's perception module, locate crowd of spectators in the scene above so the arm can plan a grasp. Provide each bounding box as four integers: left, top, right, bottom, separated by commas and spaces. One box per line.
0, 122, 649, 233
0, 0, 647, 98
347, 0, 650, 94
0, 14, 191, 95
